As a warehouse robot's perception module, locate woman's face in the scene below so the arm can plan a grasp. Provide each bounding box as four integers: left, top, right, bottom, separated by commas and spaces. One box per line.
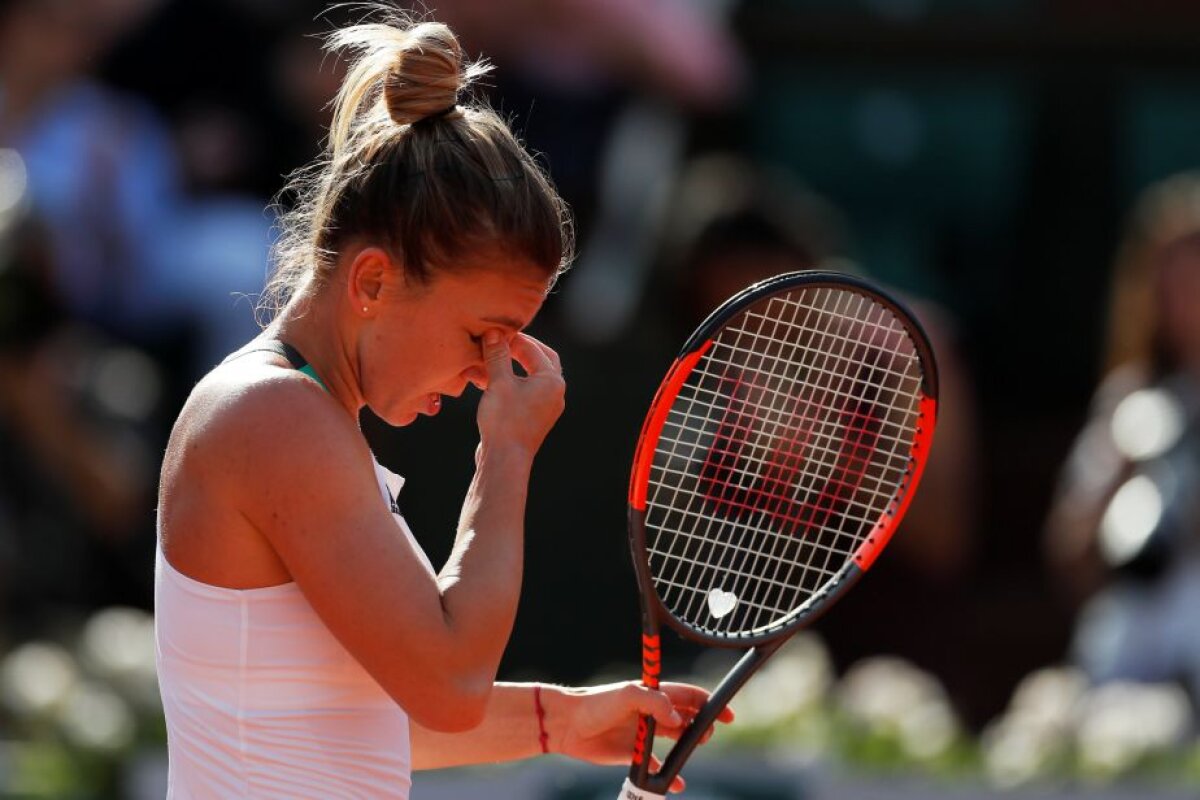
361, 252, 552, 426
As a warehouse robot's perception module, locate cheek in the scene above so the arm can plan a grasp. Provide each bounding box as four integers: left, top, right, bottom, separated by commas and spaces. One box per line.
362, 330, 420, 398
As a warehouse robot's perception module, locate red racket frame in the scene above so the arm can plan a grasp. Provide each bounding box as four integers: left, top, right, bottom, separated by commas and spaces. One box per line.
624, 271, 938, 795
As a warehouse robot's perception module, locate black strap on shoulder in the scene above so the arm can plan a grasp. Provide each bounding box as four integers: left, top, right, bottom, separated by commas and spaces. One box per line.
223, 338, 329, 393
223, 339, 309, 370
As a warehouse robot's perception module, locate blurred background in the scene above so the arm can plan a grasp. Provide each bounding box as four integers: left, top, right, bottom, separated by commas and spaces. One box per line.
2, 0, 1200, 797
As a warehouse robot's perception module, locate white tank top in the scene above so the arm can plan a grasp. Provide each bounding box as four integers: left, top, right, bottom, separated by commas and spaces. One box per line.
155, 461, 434, 798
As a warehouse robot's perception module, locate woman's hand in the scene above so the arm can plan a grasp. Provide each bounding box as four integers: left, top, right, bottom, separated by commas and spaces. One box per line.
476, 330, 565, 456
546, 681, 735, 794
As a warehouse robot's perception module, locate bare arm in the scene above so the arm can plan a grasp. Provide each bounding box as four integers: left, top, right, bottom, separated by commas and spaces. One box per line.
410, 682, 548, 769
412, 680, 734, 791
223, 332, 563, 732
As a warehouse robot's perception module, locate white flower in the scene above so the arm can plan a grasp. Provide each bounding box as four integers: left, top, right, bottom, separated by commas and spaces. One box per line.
56, 680, 137, 754
837, 655, 960, 761
1008, 666, 1088, 732
81, 607, 156, 677
1075, 681, 1191, 779
735, 633, 833, 729
0, 642, 79, 717
981, 709, 1070, 788
980, 665, 1087, 788
80, 606, 160, 712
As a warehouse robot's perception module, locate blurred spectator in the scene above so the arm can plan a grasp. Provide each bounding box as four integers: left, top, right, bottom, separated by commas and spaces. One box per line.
412, 0, 743, 111
1045, 171, 1200, 698
102, 0, 333, 197
0, 0, 270, 377
0, 0, 176, 340
0, 151, 159, 631
0, 0, 274, 637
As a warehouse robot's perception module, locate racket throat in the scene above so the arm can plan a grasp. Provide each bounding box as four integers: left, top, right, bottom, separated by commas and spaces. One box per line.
667, 642, 781, 783
635, 641, 784, 795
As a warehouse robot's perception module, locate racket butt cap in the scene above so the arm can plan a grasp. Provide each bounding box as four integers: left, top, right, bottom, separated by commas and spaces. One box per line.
619, 777, 667, 800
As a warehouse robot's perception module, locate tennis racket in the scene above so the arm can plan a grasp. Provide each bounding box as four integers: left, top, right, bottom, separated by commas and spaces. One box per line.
618, 270, 938, 799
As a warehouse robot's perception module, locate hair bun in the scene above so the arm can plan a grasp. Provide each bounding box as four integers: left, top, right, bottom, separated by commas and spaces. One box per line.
384, 23, 464, 125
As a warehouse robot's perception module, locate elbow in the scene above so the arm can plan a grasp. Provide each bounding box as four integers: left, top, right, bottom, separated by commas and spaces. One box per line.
399, 673, 493, 733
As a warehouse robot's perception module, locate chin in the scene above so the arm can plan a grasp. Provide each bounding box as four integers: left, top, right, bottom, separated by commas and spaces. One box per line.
369, 403, 419, 428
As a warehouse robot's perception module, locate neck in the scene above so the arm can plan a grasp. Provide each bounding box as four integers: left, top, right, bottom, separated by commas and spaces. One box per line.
268, 291, 365, 421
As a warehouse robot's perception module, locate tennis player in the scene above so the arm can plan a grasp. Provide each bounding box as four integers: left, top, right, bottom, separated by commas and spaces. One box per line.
154, 8, 727, 798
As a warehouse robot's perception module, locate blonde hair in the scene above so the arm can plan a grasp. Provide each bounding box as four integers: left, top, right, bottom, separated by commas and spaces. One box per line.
1104, 172, 1200, 376
261, 8, 573, 321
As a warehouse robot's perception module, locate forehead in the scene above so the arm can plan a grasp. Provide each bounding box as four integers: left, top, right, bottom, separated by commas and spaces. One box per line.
427, 260, 550, 326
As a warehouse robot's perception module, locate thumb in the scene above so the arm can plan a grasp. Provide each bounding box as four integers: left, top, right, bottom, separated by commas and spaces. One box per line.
481, 330, 512, 385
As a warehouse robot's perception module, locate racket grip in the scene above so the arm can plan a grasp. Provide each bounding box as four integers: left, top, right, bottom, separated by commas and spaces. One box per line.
618, 777, 666, 800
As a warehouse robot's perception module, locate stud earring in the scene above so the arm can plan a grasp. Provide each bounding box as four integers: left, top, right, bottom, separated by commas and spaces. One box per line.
363, 306, 369, 313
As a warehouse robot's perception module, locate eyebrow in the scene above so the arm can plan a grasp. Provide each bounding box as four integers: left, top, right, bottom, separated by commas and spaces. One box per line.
481, 315, 527, 331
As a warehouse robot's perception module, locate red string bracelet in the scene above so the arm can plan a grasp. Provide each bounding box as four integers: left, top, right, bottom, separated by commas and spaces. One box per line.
533, 684, 550, 754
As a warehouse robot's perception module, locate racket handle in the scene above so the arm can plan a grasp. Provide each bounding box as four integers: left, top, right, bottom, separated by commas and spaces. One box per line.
618, 777, 666, 800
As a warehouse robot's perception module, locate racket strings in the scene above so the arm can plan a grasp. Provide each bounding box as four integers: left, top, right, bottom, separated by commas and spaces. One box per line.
654, 289, 848, 624
764, 300, 917, 624
727, 292, 917, 631
737, 294, 917, 631
694, 291, 869, 612
667, 291, 883, 597
711, 291, 895, 630
654, 290, 841, 630
656, 419, 912, 504
644, 287, 925, 636
676, 376, 914, 501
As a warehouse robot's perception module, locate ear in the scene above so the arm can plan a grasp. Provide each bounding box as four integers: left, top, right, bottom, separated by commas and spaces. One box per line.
345, 246, 397, 314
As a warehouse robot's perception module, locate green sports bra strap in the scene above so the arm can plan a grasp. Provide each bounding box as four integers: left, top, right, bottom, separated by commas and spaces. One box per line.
296, 362, 328, 393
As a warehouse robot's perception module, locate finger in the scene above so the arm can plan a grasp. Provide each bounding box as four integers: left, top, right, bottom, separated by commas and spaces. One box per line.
658, 711, 728, 746
627, 684, 684, 729
660, 683, 736, 724
509, 333, 558, 376
647, 755, 687, 794
523, 333, 562, 372
481, 329, 514, 385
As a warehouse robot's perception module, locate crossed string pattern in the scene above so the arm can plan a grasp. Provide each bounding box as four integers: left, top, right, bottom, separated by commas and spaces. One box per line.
643, 287, 925, 638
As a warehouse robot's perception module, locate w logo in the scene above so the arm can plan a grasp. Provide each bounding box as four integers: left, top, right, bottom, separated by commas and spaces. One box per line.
698, 367, 881, 537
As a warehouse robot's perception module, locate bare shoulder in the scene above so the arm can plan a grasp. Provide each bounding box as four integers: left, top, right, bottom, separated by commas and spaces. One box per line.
166, 357, 361, 482
160, 355, 379, 551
